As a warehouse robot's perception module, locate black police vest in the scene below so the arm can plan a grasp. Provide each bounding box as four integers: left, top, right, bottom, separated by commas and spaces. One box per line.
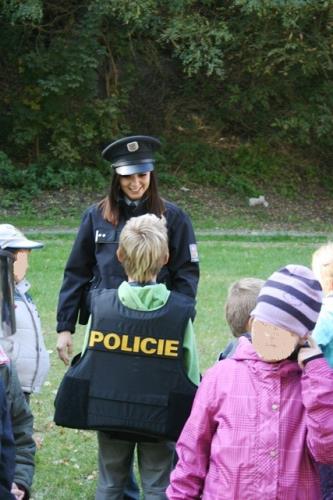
54, 289, 198, 441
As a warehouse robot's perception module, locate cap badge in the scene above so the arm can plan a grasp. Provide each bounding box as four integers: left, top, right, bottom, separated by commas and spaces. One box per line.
127, 141, 139, 153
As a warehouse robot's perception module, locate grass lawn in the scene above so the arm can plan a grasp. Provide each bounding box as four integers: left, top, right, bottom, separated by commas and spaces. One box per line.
26, 233, 325, 499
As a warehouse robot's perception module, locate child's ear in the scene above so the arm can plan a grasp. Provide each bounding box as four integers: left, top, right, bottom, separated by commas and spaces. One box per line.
162, 251, 169, 266
116, 247, 124, 263
246, 317, 254, 333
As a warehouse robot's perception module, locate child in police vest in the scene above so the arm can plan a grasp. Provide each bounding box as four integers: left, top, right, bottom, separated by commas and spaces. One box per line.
167, 265, 333, 500
62, 214, 199, 500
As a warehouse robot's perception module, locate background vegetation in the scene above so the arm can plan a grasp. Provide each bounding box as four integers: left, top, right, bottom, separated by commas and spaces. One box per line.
1, 2, 332, 496
1, 0, 332, 206
29, 232, 326, 499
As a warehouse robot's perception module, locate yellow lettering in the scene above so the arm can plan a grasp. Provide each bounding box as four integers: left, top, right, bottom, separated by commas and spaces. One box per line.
164, 340, 179, 357
141, 337, 157, 354
157, 338, 165, 355
121, 335, 133, 352
89, 330, 104, 347
89, 331, 179, 357
133, 336, 141, 353
104, 333, 121, 350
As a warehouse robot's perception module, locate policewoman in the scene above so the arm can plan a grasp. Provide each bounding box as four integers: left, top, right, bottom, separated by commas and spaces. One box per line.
56, 136, 199, 500
56, 135, 199, 362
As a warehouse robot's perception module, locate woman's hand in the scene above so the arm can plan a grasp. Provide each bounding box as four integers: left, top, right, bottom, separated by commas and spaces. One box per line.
56, 331, 73, 365
11, 482, 25, 500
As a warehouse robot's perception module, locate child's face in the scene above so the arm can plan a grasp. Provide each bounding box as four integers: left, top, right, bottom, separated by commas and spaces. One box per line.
13, 249, 30, 283
251, 319, 300, 362
320, 275, 333, 295
312, 256, 333, 295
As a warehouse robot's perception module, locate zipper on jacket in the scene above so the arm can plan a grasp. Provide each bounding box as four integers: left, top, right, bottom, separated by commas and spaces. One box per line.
18, 289, 40, 392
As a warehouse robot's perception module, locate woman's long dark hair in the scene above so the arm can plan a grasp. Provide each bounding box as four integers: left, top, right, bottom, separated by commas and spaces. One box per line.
98, 171, 165, 225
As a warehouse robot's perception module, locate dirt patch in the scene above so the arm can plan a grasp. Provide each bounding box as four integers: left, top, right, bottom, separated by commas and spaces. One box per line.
160, 184, 333, 232
1, 184, 333, 233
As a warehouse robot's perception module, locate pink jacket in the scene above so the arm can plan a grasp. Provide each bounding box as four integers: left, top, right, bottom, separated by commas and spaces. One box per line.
167, 337, 333, 500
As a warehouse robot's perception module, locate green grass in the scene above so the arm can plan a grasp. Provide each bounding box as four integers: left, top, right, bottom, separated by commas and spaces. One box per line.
27, 234, 325, 498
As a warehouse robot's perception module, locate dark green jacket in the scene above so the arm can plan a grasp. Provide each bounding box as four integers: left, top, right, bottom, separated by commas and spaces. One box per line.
0, 363, 35, 498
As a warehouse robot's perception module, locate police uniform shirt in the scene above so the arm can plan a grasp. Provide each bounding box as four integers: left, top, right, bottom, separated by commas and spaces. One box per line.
56, 199, 199, 333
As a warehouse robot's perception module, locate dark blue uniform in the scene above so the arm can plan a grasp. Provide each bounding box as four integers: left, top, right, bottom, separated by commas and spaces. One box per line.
56, 198, 199, 333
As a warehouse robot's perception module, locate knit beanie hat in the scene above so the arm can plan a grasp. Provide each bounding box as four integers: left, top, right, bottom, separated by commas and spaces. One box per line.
251, 265, 322, 337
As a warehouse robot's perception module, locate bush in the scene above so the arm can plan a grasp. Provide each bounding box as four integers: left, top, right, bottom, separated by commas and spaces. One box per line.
0, 151, 26, 189
0, 152, 109, 206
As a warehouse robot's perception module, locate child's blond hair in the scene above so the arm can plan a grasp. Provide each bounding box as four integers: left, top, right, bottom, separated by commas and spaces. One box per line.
312, 242, 333, 292
118, 214, 169, 282
225, 277, 264, 337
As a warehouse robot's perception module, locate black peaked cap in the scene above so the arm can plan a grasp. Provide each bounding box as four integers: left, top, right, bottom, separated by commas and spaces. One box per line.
102, 135, 161, 175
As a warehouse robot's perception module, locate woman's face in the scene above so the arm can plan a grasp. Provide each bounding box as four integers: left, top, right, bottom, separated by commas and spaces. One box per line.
119, 172, 151, 201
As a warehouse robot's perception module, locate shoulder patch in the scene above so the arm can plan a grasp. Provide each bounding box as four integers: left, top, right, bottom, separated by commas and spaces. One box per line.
189, 243, 199, 262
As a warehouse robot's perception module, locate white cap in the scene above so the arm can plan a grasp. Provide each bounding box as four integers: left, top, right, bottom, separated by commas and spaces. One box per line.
0, 224, 43, 250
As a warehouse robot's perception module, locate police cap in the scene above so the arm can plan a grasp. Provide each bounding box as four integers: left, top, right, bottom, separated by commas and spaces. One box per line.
102, 135, 161, 176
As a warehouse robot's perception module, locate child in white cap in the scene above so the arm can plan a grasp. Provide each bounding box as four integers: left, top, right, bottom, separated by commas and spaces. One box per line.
167, 265, 333, 500
0, 245, 36, 500
0, 224, 50, 402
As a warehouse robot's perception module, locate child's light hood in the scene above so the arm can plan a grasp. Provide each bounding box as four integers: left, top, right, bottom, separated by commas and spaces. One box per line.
118, 281, 170, 311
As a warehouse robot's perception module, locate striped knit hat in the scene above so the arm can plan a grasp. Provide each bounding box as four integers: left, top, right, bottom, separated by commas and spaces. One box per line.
251, 265, 322, 337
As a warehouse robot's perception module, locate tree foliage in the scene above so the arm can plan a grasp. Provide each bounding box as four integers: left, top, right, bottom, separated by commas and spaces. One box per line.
0, 0, 332, 193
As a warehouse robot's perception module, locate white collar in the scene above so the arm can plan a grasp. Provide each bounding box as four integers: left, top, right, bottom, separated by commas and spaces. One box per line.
124, 196, 140, 207
16, 278, 31, 293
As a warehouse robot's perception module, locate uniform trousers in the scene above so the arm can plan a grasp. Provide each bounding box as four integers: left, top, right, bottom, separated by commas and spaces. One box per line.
95, 432, 175, 500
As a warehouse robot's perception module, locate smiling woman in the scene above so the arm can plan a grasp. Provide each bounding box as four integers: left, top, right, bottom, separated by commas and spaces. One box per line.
119, 172, 151, 201
55, 135, 200, 362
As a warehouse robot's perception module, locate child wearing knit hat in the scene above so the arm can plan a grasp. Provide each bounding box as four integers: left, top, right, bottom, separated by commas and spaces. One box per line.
250, 264, 323, 363
167, 265, 333, 500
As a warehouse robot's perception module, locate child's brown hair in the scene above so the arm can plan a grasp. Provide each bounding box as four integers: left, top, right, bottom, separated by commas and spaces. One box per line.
225, 277, 264, 337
